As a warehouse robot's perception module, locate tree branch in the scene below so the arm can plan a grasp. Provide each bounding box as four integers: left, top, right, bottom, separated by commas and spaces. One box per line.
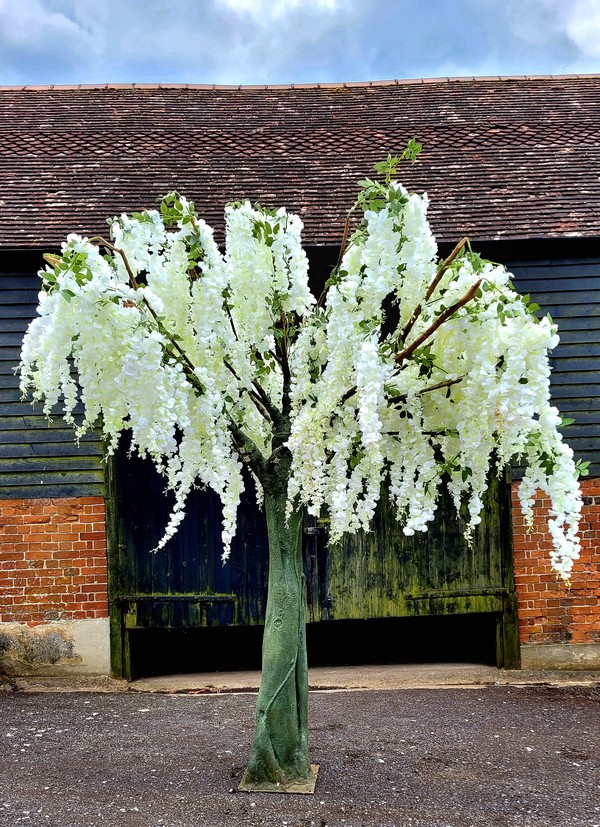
398, 237, 469, 345
425, 237, 469, 302
248, 390, 274, 423
89, 236, 139, 287
224, 300, 239, 342
90, 236, 203, 394
277, 313, 292, 392
317, 206, 358, 309
395, 279, 482, 367
221, 359, 275, 424
419, 376, 464, 395
229, 422, 267, 478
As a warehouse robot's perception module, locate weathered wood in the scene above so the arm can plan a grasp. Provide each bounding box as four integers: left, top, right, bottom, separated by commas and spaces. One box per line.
0, 456, 102, 472
510, 257, 600, 475
109, 437, 517, 672
516, 277, 600, 292
323, 476, 506, 623
0, 401, 85, 416
0, 470, 104, 486
0, 290, 41, 304
0, 415, 94, 430
2, 442, 102, 458
0, 332, 31, 347
0, 318, 32, 333
1, 427, 99, 443
0, 276, 41, 290
510, 260, 600, 279
0, 304, 36, 319
0, 262, 106, 498
0, 482, 105, 498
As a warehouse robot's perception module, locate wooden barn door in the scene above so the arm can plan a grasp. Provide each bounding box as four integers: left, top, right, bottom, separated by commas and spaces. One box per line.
107, 447, 520, 679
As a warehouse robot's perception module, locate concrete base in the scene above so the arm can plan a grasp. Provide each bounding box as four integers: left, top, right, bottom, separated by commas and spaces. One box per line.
521, 642, 600, 671
0, 618, 110, 677
239, 765, 319, 795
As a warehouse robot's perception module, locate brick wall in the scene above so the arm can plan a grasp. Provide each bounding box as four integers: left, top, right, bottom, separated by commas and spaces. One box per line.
2, 487, 599, 650
0, 497, 108, 626
512, 477, 600, 645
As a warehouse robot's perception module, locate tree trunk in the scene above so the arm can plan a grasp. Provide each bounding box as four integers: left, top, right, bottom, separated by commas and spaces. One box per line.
241, 474, 312, 788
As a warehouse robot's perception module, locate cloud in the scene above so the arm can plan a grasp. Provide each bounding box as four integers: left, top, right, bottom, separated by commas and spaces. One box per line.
0, 0, 363, 84
0, 0, 599, 86
218, 0, 341, 23
497, 0, 600, 68
0, 0, 85, 45
562, 0, 600, 59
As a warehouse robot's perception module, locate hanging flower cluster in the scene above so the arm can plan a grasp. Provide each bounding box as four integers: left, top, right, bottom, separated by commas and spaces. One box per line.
19, 169, 585, 579
286, 177, 583, 580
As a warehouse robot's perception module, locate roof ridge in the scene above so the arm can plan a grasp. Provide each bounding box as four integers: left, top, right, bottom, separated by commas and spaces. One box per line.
3, 73, 600, 92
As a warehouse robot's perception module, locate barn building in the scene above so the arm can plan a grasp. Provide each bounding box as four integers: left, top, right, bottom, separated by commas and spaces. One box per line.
1, 76, 599, 679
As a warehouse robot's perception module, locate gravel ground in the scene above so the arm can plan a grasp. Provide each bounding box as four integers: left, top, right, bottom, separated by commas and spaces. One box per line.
0, 685, 599, 827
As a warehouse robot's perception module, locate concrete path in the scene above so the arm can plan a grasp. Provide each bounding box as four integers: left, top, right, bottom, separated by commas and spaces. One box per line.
6, 662, 600, 694
128, 662, 600, 694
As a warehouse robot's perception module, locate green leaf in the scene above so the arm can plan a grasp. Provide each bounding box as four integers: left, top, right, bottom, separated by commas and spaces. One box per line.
402, 138, 422, 163
575, 459, 590, 477
384, 384, 405, 399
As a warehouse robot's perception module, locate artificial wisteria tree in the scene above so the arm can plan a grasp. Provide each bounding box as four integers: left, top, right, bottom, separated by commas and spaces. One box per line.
20, 150, 584, 791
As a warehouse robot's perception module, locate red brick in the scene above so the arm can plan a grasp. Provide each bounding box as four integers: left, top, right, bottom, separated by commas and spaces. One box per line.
0, 496, 108, 624
513, 478, 600, 645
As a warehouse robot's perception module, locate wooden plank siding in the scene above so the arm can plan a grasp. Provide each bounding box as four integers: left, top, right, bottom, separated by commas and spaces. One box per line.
0, 251, 598, 499
0, 255, 105, 499
509, 257, 600, 476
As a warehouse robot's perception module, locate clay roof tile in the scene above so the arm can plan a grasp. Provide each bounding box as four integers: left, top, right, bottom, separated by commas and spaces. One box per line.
2, 75, 600, 247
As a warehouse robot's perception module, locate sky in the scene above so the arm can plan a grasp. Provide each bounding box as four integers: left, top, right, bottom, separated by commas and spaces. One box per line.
0, 0, 600, 86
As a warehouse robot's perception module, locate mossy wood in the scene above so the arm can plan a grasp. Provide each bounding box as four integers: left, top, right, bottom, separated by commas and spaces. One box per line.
108, 446, 520, 682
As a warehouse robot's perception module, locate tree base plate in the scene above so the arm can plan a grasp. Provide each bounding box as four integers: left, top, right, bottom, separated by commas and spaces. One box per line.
238, 764, 319, 794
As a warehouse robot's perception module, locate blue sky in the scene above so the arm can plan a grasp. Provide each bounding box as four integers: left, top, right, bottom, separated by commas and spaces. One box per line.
0, 0, 599, 85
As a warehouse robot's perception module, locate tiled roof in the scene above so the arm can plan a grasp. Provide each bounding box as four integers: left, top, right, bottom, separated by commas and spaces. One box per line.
1, 76, 600, 247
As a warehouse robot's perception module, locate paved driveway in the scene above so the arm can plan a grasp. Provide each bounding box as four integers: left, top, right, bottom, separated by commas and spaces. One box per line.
1, 684, 599, 827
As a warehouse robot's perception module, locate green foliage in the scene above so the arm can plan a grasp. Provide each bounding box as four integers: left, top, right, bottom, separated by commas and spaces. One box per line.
42, 249, 94, 294
412, 343, 439, 378
159, 191, 195, 228
519, 293, 541, 316
354, 140, 422, 215
130, 210, 156, 224
252, 217, 280, 247
372, 139, 422, 183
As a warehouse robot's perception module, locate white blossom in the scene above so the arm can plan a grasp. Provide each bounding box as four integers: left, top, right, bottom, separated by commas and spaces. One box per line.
19, 182, 584, 579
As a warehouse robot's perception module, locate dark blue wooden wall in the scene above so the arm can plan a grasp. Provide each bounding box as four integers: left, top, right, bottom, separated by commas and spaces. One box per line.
510, 257, 600, 476
0, 254, 105, 499
0, 249, 598, 501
